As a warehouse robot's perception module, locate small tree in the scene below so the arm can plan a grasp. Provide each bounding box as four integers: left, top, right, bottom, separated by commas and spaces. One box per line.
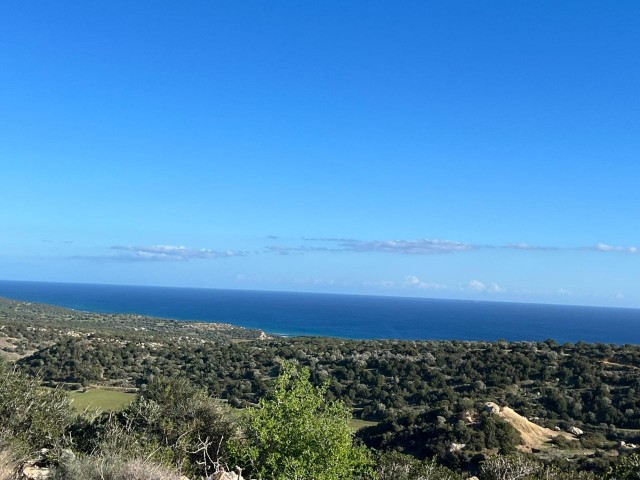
230, 360, 373, 480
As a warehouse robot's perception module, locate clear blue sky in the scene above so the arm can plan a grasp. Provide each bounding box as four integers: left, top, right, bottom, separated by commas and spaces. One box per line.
1, 1, 639, 307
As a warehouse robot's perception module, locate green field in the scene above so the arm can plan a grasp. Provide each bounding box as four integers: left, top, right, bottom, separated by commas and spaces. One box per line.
70, 388, 136, 412
68, 390, 374, 430
348, 418, 377, 431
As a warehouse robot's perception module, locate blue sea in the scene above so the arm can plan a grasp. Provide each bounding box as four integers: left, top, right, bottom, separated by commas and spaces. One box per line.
0, 280, 638, 344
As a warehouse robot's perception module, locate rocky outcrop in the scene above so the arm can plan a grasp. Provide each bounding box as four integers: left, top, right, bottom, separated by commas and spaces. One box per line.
485, 402, 501, 414
449, 442, 466, 453
568, 426, 584, 436
619, 441, 638, 450
208, 469, 255, 480
210, 473, 242, 480
21, 466, 51, 480
20, 449, 53, 480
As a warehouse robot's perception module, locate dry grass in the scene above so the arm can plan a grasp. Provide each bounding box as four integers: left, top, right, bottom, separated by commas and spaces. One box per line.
54, 456, 186, 480
495, 405, 576, 451
110, 459, 186, 480
0, 448, 17, 480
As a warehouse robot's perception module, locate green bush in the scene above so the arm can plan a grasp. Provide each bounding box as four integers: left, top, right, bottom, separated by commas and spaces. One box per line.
74, 376, 238, 478
230, 360, 373, 480
0, 360, 73, 452
551, 435, 574, 449
607, 453, 640, 480
579, 432, 608, 450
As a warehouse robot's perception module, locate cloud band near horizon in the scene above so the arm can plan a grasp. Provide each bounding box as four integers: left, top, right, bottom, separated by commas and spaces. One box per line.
266, 238, 639, 256
70, 239, 639, 262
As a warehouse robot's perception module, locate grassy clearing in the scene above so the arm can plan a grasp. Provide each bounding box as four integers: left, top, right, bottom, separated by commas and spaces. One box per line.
349, 418, 378, 431
69, 386, 374, 431
70, 387, 136, 412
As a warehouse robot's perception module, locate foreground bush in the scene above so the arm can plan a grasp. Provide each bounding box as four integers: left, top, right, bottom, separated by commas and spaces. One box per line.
480, 454, 598, 480
71, 376, 237, 478
377, 451, 463, 480
480, 455, 542, 480
230, 360, 373, 480
0, 359, 73, 453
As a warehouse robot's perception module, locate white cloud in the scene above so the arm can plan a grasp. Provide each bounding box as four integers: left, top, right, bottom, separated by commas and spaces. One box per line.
107, 245, 247, 261
466, 280, 505, 294
268, 238, 475, 255
403, 275, 448, 290
264, 245, 340, 255
593, 243, 638, 253
341, 239, 475, 255
281, 237, 640, 256
467, 280, 487, 292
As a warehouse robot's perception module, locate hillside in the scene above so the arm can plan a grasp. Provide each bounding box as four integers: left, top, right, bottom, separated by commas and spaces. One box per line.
1, 297, 640, 475
484, 402, 576, 451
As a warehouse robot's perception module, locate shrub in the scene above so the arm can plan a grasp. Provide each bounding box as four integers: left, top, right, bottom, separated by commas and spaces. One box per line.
551, 435, 574, 449
579, 432, 608, 450
377, 451, 463, 480
607, 453, 640, 479
480, 454, 541, 480
536, 466, 596, 480
230, 360, 373, 480
74, 377, 238, 477
0, 361, 73, 452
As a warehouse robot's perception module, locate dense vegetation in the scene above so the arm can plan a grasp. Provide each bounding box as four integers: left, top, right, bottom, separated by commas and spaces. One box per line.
2, 296, 640, 478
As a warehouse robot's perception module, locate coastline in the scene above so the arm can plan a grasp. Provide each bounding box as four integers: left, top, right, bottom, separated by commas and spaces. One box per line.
0, 280, 639, 344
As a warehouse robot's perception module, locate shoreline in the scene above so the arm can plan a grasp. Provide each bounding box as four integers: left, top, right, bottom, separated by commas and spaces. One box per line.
1, 280, 639, 344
